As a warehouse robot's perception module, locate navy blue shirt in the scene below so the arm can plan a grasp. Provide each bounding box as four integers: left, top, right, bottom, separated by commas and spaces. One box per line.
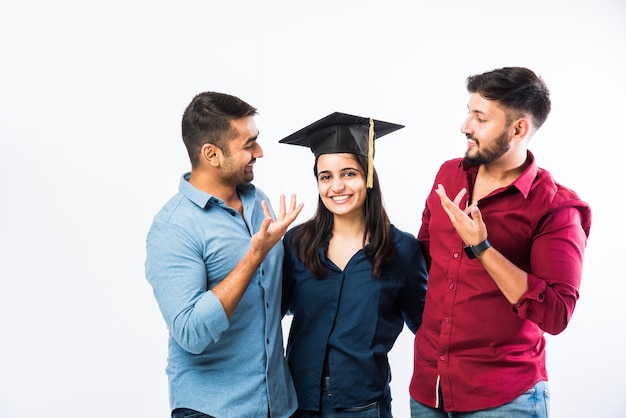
282, 225, 428, 410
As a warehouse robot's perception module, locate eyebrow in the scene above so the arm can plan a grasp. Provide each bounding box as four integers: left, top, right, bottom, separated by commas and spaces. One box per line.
468, 108, 490, 119
467, 105, 487, 115
244, 134, 259, 145
318, 166, 360, 175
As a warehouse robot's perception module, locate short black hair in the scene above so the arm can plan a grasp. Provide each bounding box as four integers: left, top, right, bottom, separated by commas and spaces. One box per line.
467, 67, 551, 128
181, 92, 257, 166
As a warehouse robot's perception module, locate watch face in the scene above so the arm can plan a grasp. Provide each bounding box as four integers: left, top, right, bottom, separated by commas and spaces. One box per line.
464, 245, 478, 259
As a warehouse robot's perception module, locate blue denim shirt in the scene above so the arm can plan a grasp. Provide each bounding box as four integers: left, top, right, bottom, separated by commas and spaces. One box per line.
145, 173, 297, 418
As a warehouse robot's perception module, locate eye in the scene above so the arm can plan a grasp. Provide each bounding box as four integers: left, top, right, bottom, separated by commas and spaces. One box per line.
343, 169, 361, 178
318, 174, 331, 181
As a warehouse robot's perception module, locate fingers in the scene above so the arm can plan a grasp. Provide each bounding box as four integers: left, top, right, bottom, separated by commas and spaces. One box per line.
452, 188, 467, 207
260, 200, 271, 219
276, 194, 286, 220
469, 204, 482, 222
435, 184, 469, 214
272, 194, 304, 222
259, 195, 304, 235
435, 184, 465, 205
287, 194, 304, 222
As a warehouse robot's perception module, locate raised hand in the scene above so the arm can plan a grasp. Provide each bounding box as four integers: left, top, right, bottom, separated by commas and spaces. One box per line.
250, 194, 304, 257
434, 184, 487, 246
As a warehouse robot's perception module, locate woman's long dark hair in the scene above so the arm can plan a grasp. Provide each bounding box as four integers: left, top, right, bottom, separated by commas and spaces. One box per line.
289, 154, 394, 278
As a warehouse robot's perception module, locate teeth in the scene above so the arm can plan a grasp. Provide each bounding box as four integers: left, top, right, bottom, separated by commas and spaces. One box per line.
332, 195, 349, 201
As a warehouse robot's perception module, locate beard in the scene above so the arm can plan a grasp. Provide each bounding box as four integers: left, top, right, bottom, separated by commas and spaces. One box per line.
222, 154, 255, 185
464, 130, 511, 167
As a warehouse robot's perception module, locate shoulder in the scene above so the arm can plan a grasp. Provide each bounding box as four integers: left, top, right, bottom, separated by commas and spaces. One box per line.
388, 226, 427, 273
151, 193, 190, 226
390, 225, 421, 253
430, 158, 466, 184
535, 168, 592, 234
435, 157, 464, 173
535, 168, 589, 208
284, 223, 305, 248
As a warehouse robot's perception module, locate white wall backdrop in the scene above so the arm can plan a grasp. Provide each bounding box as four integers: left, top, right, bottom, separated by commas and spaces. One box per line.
1, 1, 624, 417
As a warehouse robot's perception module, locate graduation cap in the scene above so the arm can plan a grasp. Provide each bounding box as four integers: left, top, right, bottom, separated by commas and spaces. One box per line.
278, 112, 404, 188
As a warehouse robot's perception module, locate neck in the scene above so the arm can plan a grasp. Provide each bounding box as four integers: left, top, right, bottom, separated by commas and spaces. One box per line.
189, 169, 239, 203
332, 211, 365, 238
480, 149, 529, 183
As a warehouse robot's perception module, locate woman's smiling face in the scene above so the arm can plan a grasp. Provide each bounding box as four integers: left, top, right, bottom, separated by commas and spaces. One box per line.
316, 153, 367, 218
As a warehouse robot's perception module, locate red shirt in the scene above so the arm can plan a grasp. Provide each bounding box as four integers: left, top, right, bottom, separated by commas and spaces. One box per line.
410, 151, 591, 412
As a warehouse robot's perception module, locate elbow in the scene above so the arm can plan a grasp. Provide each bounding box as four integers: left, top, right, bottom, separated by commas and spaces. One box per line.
538, 303, 576, 336
171, 313, 220, 354
173, 328, 213, 354
540, 310, 573, 336
180, 342, 206, 355
541, 321, 568, 336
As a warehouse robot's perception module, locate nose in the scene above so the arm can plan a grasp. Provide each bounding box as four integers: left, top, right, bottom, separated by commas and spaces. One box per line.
460, 115, 472, 135
254, 142, 264, 159
331, 176, 345, 191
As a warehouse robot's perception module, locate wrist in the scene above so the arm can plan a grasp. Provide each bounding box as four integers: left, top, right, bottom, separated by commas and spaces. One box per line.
464, 239, 491, 259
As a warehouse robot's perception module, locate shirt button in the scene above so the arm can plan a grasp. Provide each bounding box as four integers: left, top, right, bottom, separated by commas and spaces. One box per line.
444, 317, 450, 323
266, 338, 270, 344
453, 253, 459, 259
440, 355, 445, 361
266, 302, 269, 308
448, 283, 454, 290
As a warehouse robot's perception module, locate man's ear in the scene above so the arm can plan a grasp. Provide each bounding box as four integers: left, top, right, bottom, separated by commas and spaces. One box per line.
512, 118, 531, 141
200, 143, 221, 166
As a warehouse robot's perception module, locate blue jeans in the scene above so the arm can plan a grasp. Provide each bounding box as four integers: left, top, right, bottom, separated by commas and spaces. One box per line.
410, 380, 550, 418
297, 377, 393, 417
171, 408, 214, 418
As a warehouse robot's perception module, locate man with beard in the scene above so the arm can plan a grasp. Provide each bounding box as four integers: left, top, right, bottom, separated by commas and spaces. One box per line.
409, 67, 591, 418
145, 91, 303, 418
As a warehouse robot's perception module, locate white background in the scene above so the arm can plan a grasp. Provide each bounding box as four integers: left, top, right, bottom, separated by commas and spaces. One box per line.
1, 1, 625, 417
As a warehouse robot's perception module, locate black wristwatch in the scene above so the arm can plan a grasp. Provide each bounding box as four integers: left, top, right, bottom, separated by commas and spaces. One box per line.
464, 239, 491, 259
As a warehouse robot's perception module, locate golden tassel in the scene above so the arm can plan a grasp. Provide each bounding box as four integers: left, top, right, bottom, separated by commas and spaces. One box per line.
367, 117, 374, 189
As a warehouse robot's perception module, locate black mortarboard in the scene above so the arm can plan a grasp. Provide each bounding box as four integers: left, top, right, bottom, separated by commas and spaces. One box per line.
278, 112, 404, 188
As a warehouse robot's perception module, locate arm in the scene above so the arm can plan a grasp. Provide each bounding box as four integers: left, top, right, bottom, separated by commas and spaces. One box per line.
399, 239, 429, 334
281, 233, 296, 317
434, 184, 528, 303
514, 206, 588, 334
417, 196, 432, 269
211, 195, 303, 319
146, 195, 303, 354
435, 184, 589, 334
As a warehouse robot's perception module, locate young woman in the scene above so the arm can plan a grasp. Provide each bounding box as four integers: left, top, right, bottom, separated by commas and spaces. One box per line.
279, 112, 428, 418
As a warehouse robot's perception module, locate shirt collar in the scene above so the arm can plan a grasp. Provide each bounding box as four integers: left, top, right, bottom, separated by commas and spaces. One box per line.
179, 172, 256, 209
512, 150, 538, 198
